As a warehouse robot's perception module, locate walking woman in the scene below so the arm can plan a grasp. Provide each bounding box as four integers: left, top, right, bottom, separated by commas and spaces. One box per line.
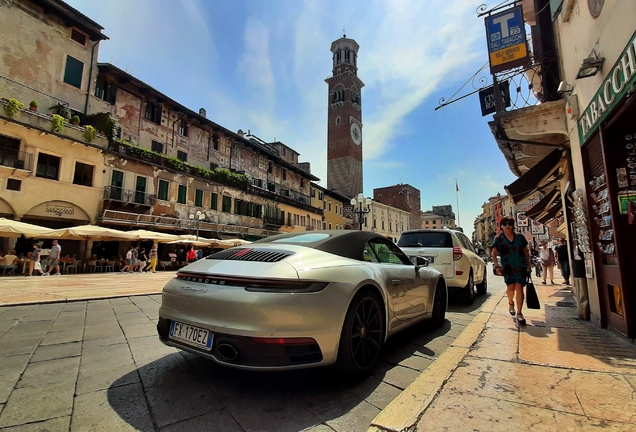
538, 240, 555, 285
491, 217, 532, 325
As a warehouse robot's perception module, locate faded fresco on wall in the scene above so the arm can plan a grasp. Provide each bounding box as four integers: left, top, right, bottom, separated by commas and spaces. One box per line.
115, 91, 141, 140
189, 127, 208, 161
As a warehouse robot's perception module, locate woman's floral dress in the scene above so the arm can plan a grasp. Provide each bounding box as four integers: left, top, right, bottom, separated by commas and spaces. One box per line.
493, 233, 529, 286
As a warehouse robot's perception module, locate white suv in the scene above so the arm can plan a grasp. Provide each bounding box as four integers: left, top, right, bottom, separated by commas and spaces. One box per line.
398, 228, 487, 304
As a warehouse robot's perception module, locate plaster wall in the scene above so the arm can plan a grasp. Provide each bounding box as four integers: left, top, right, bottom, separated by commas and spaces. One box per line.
0, 0, 102, 113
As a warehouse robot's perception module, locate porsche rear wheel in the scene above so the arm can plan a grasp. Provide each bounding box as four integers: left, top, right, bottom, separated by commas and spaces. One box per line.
334, 290, 385, 379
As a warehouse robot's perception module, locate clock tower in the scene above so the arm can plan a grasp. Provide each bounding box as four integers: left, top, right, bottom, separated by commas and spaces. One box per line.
326, 35, 364, 199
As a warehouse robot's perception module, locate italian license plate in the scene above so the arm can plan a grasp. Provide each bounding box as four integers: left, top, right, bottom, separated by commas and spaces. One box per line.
169, 321, 213, 351
425, 256, 435, 263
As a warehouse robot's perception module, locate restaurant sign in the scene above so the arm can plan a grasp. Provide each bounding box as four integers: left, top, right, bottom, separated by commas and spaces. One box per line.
579, 30, 636, 143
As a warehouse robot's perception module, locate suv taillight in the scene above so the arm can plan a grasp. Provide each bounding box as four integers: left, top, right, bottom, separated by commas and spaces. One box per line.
453, 247, 463, 261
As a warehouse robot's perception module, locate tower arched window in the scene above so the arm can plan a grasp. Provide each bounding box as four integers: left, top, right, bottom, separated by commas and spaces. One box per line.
335, 116, 341, 125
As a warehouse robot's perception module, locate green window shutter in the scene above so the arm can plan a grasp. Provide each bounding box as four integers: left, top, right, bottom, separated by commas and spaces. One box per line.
64, 56, 84, 88
211, 193, 218, 210
158, 180, 169, 200
178, 185, 187, 204
195, 189, 203, 207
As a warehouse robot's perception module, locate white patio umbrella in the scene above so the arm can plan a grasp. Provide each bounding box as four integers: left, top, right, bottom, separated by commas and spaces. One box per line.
0, 218, 55, 238
40, 224, 138, 241
166, 239, 210, 247
126, 229, 179, 243
215, 238, 252, 247
177, 234, 215, 242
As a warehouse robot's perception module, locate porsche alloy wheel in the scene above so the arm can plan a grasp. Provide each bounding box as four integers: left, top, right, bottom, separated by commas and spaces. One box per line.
335, 290, 385, 378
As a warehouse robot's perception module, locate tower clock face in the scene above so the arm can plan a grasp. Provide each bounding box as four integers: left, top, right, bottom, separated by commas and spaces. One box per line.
350, 123, 362, 145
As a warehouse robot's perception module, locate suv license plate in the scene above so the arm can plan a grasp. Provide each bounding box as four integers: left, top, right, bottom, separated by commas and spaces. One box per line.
169, 320, 213, 351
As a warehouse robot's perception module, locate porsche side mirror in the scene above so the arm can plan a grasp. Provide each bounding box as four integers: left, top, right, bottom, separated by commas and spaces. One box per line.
410, 256, 429, 268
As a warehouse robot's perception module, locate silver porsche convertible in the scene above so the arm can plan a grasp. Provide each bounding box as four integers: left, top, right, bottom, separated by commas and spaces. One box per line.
158, 230, 447, 377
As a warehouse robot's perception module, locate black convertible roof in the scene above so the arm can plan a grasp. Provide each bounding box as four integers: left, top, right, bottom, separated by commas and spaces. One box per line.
255, 230, 388, 261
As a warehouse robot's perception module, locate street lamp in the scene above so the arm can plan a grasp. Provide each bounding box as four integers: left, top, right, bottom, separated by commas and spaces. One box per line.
189, 210, 205, 240
350, 193, 372, 231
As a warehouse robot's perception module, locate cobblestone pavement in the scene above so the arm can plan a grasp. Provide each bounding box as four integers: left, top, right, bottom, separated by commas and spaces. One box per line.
0, 272, 505, 431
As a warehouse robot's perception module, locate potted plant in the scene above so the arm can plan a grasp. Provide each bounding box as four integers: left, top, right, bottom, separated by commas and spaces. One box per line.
84, 125, 97, 142
51, 114, 65, 133
29, 100, 38, 112
71, 115, 80, 125
3, 98, 25, 117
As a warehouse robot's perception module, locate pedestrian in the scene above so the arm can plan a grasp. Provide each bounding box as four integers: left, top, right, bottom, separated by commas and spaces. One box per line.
43, 239, 61, 276
186, 246, 196, 263
121, 247, 134, 272
136, 248, 147, 272
196, 248, 203, 261
27, 243, 44, 276
491, 217, 532, 325
146, 243, 158, 273
555, 238, 570, 285
130, 246, 139, 272
538, 240, 555, 285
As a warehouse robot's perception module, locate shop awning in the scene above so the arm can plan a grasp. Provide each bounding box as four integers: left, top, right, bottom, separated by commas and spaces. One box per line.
525, 189, 560, 219
504, 148, 564, 204
536, 201, 563, 224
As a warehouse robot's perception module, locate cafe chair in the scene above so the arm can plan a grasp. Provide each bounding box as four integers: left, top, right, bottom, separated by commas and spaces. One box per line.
65, 260, 80, 274
1, 265, 17, 275
104, 260, 115, 272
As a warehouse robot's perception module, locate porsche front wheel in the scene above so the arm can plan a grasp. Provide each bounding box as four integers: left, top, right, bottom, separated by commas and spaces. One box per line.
334, 290, 385, 379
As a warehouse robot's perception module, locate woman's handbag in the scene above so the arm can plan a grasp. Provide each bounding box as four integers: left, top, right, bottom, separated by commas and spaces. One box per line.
526, 276, 541, 309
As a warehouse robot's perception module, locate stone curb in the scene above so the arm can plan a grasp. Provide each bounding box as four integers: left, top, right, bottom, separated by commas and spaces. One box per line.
368, 289, 507, 432
0, 291, 163, 307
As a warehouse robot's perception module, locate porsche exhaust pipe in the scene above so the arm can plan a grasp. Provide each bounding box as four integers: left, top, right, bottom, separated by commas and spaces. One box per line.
217, 343, 239, 361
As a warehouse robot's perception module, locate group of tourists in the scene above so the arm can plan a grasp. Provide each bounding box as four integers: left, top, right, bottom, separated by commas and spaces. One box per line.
121, 244, 159, 273
491, 217, 571, 326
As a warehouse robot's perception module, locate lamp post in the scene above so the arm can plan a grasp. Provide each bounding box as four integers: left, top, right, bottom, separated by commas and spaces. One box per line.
189, 210, 205, 240
350, 193, 372, 231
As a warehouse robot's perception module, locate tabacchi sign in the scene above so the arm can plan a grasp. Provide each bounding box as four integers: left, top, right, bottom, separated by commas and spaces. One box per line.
485, 6, 530, 74
578, 30, 636, 143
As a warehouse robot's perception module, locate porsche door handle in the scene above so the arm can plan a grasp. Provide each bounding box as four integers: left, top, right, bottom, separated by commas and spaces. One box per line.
391, 279, 401, 285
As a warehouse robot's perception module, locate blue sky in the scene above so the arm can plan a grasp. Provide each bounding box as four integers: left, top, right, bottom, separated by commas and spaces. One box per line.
67, 0, 518, 235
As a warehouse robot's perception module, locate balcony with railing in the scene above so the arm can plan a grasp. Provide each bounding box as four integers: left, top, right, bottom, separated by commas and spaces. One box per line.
250, 185, 322, 215
0, 75, 110, 148
0, 148, 33, 171
103, 185, 156, 207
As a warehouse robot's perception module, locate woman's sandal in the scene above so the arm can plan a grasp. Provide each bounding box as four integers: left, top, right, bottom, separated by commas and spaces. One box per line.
508, 303, 516, 316
517, 314, 527, 325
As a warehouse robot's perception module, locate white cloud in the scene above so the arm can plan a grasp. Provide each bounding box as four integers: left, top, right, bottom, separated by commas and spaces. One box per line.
238, 18, 275, 95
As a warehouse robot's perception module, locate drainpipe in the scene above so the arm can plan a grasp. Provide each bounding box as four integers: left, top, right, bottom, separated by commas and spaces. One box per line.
84, 40, 99, 115
172, 113, 186, 148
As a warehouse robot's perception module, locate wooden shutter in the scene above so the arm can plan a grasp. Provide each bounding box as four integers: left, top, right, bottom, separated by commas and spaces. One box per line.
64, 56, 84, 88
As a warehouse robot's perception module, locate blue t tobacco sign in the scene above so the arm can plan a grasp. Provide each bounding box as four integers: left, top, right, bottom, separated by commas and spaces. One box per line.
485, 6, 530, 74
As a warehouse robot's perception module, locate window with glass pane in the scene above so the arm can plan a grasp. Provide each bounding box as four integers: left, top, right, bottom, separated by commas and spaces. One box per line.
177, 185, 187, 204
177, 151, 187, 162
210, 193, 218, 210
135, 176, 147, 204
222, 196, 231, 212
36, 153, 60, 180
110, 170, 123, 200
158, 179, 169, 200
63, 56, 83, 88
195, 189, 203, 207
73, 162, 94, 186
151, 141, 164, 153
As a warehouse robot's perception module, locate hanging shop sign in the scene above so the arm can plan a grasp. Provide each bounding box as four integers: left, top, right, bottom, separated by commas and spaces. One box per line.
530, 219, 544, 235
516, 212, 528, 226
578, 30, 636, 143
478, 80, 511, 116
485, 6, 530, 73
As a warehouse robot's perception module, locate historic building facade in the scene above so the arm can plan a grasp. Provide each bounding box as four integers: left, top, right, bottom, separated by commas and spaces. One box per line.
325, 35, 364, 199
373, 184, 422, 230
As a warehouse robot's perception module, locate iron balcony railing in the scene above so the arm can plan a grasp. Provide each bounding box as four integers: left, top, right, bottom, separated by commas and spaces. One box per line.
249, 185, 323, 215
103, 185, 156, 206
0, 148, 34, 171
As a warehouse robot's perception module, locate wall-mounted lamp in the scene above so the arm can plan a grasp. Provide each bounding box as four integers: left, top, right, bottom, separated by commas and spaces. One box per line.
576, 55, 605, 79
557, 81, 574, 95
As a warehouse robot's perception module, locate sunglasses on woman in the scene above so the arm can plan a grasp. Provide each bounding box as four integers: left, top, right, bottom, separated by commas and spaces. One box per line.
501, 222, 514, 227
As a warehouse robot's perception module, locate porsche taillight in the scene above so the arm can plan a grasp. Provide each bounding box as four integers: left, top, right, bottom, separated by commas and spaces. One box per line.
453, 247, 463, 261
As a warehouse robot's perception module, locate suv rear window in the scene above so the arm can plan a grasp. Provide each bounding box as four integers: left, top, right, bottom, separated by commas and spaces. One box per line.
398, 232, 453, 248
